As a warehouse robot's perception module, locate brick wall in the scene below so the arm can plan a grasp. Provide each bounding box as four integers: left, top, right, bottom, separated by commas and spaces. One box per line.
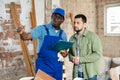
0, 0, 97, 80
0, 0, 32, 80
1, 0, 120, 80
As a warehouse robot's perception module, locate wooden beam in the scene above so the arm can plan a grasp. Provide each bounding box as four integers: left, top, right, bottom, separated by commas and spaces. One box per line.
31, 0, 37, 28
70, 13, 75, 33
30, 0, 38, 59
10, 2, 35, 76
44, 0, 47, 23
34, 69, 56, 80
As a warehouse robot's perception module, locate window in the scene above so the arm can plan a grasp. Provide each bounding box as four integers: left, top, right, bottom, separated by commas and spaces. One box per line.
104, 3, 120, 36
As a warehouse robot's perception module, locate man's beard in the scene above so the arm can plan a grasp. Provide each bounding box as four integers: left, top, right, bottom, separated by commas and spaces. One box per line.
75, 29, 82, 34
76, 30, 80, 34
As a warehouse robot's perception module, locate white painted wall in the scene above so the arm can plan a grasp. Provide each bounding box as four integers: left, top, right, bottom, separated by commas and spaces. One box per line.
35, 0, 45, 25
20, 0, 31, 32
52, 0, 61, 9
0, 0, 20, 20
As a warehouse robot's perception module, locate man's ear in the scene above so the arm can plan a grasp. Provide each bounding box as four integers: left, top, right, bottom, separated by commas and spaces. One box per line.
61, 17, 65, 23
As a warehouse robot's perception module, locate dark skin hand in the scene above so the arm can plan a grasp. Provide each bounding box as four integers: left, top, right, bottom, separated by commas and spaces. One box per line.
60, 50, 68, 57
17, 25, 32, 40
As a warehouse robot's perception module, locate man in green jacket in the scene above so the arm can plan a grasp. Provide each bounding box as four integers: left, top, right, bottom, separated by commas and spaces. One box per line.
68, 14, 103, 80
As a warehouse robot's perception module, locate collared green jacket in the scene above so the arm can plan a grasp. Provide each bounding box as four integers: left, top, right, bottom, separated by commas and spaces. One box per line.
68, 29, 103, 79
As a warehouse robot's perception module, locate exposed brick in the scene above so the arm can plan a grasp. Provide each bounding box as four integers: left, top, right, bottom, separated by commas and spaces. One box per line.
0, 0, 120, 80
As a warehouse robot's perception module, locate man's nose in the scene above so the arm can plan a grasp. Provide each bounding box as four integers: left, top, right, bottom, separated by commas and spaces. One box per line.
74, 23, 77, 27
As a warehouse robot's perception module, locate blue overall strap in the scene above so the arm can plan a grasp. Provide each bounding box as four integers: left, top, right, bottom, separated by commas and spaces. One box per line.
59, 30, 63, 37
43, 25, 49, 35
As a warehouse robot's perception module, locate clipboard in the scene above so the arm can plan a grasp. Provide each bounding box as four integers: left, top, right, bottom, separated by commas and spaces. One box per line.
49, 40, 74, 51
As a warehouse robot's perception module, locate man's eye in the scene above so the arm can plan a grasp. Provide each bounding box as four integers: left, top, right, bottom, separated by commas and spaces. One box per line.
77, 22, 79, 24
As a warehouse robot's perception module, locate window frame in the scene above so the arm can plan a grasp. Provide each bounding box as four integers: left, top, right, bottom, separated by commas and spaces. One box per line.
104, 3, 120, 36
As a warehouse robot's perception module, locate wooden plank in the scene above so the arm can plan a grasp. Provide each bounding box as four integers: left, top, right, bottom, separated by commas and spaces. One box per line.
44, 0, 47, 23
70, 13, 75, 33
6, 9, 21, 13
30, 0, 38, 59
34, 69, 56, 80
5, 4, 21, 8
10, 2, 35, 76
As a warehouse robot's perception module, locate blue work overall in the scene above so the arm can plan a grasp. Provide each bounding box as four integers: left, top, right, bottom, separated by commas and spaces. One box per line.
36, 25, 63, 80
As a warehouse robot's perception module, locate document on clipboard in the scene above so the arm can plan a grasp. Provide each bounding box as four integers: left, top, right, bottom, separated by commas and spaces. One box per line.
49, 40, 74, 51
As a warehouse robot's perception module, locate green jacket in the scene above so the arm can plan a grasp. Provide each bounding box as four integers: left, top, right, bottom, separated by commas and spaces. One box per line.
68, 29, 103, 79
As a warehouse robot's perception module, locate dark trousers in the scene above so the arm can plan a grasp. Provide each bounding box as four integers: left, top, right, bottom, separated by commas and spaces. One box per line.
78, 72, 97, 80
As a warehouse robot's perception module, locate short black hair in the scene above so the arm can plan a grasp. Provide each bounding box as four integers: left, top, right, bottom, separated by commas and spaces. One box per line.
75, 14, 87, 23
